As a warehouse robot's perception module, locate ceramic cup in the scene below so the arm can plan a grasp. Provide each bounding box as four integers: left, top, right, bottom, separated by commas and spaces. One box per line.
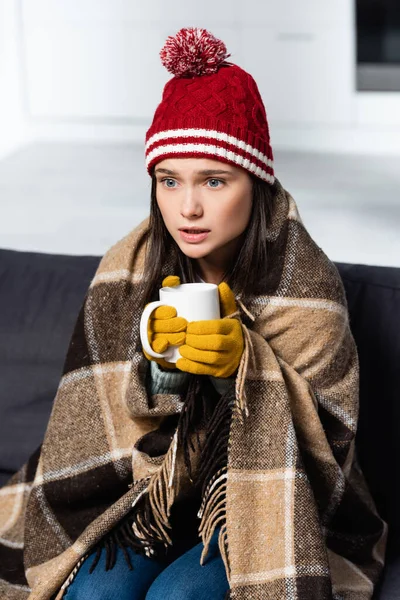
140, 282, 220, 363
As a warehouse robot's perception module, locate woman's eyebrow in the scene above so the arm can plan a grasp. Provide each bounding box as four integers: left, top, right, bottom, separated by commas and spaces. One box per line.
196, 169, 233, 176
155, 168, 233, 176
155, 168, 177, 175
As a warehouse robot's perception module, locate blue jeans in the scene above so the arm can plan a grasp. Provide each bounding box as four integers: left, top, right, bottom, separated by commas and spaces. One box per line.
63, 529, 229, 600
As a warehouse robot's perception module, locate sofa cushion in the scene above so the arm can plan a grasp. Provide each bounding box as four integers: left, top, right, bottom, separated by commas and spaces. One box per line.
0, 249, 100, 486
374, 546, 400, 599
336, 263, 400, 541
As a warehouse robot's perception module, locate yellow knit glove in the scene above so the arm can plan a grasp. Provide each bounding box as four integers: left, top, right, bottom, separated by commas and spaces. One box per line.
143, 275, 187, 370
176, 282, 244, 378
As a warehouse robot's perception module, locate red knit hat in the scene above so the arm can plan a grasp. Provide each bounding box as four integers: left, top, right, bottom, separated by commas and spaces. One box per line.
145, 27, 274, 184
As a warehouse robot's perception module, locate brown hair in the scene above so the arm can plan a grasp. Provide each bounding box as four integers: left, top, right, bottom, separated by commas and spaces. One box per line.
141, 172, 276, 306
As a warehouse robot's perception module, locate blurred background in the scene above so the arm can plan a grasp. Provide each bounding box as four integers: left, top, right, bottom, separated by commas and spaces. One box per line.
0, 0, 399, 266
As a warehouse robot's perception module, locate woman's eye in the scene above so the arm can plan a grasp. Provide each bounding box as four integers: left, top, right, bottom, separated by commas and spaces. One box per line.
207, 179, 223, 188
161, 178, 177, 188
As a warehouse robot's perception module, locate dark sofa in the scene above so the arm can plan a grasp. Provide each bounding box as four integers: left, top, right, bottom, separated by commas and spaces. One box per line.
0, 247, 399, 598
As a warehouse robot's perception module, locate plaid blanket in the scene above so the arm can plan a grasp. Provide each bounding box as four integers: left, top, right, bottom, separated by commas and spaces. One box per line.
0, 182, 386, 599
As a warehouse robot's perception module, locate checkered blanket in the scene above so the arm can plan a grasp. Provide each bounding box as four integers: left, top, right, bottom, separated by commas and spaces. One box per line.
0, 182, 386, 599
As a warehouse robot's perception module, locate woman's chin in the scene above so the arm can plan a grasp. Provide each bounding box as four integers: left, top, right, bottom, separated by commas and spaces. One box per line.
175, 240, 212, 259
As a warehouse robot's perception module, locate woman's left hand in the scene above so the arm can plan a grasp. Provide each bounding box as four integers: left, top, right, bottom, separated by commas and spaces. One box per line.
176, 282, 244, 378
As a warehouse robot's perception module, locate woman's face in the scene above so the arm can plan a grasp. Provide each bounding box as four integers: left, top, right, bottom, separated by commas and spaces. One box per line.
155, 157, 253, 276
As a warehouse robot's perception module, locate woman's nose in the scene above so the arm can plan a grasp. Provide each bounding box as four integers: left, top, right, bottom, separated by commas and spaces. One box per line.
180, 188, 203, 218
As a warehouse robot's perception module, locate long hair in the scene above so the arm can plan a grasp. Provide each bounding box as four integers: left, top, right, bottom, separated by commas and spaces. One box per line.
141, 172, 276, 307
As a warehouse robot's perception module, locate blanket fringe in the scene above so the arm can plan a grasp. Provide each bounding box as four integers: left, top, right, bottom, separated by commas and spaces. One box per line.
144, 428, 178, 545
196, 389, 234, 578
198, 467, 228, 565
130, 429, 178, 549
227, 299, 255, 424
128, 376, 204, 551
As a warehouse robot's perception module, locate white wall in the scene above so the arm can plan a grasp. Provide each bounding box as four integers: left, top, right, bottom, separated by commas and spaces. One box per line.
1, 0, 400, 155
0, 0, 27, 159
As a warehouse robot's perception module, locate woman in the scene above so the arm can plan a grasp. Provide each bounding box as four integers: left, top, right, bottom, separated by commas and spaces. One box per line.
0, 27, 386, 600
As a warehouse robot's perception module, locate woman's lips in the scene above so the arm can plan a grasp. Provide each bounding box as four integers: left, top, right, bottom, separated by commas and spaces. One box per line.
179, 229, 210, 243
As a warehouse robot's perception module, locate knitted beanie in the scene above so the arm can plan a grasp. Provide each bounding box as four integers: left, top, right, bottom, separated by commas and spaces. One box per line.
145, 27, 274, 184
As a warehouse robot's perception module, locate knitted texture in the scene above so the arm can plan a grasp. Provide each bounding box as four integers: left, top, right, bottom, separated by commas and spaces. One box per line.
145, 28, 274, 183
160, 27, 231, 77
0, 181, 386, 599
176, 283, 244, 378
149, 360, 189, 396
149, 354, 234, 397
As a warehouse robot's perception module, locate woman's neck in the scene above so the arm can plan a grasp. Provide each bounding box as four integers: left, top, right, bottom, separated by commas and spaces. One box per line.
195, 250, 233, 284
194, 235, 243, 284
195, 262, 225, 284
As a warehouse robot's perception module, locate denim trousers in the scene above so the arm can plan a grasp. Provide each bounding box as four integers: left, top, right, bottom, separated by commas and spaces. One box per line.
63, 529, 229, 600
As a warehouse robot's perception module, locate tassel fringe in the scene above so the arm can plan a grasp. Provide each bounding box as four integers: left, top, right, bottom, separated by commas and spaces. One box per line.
226, 299, 255, 424
195, 388, 234, 578
127, 376, 204, 552
198, 467, 228, 565
134, 428, 179, 547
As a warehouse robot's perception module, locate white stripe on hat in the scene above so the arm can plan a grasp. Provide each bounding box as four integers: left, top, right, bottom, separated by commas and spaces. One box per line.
145, 128, 273, 169
146, 142, 274, 183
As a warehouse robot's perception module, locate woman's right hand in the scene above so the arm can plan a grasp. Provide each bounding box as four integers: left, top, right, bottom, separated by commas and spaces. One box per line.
143, 276, 187, 370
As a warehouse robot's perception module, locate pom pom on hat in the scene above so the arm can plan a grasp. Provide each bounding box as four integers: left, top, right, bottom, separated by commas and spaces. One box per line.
160, 27, 231, 77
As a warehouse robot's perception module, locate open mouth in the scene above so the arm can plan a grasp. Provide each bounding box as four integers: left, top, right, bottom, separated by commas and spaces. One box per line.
179, 228, 210, 233
179, 228, 210, 243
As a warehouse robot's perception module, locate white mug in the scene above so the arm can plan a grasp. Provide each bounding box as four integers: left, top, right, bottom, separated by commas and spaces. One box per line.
140, 283, 220, 363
